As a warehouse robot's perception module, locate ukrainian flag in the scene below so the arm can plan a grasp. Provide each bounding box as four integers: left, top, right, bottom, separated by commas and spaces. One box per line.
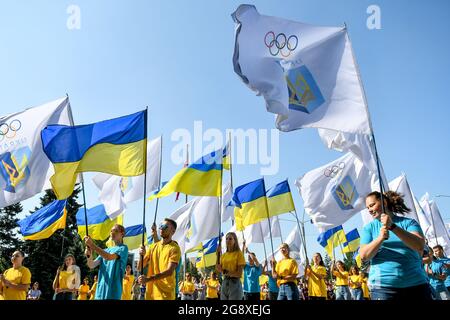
123, 224, 147, 250
41, 110, 147, 199
223, 140, 231, 170
267, 180, 295, 216
195, 236, 220, 269
342, 229, 360, 253
149, 149, 222, 200
76, 204, 123, 241
233, 178, 269, 231
317, 225, 347, 258
17, 200, 67, 240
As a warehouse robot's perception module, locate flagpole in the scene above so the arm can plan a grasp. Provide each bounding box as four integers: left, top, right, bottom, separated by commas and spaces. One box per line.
65, 93, 90, 238
262, 178, 275, 257
228, 132, 235, 227
139, 107, 149, 269
345, 23, 387, 219
184, 145, 189, 280
152, 136, 163, 226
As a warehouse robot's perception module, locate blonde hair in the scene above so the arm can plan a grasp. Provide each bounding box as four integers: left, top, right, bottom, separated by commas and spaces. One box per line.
225, 232, 241, 252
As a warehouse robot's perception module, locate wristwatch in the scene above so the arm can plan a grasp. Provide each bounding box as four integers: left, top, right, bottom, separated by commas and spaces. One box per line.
387, 223, 397, 231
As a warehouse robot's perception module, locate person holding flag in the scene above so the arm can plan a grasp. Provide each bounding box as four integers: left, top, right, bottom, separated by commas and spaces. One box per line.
305, 253, 327, 300
271, 243, 300, 300
0, 250, 31, 300
52, 254, 80, 300
331, 260, 351, 300
242, 241, 262, 301
84, 224, 128, 300
138, 218, 181, 300
216, 232, 246, 300
361, 191, 432, 300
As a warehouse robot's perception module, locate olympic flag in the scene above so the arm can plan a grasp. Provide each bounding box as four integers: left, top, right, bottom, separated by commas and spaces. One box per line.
296, 152, 375, 232
0, 97, 72, 208
232, 4, 370, 134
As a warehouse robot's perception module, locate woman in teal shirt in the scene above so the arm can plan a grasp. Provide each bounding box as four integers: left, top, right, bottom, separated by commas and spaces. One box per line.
360, 191, 432, 300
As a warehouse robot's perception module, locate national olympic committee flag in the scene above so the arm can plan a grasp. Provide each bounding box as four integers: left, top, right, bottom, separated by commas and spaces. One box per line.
0, 97, 72, 208
296, 152, 374, 232
41, 110, 147, 199
232, 4, 370, 134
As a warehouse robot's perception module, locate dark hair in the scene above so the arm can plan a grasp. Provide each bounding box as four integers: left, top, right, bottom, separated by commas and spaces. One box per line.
349, 265, 360, 275
336, 260, 346, 271
314, 253, 325, 266
164, 218, 177, 231
432, 245, 443, 251
114, 224, 126, 236
366, 191, 411, 215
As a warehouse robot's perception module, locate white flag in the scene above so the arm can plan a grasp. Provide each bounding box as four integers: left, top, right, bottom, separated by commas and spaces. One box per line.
221, 182, 234, 223
388, 174, 420, 224
412, 192, 432, 239
243, 216, 282, 244
92, 136, 162, 218
0, 97, 72, 208
296, 152, 374, 232
169, 195, 220, 254
232, 4, 370, 134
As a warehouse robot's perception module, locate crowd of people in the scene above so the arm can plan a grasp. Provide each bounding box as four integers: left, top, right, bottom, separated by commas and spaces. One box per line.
0, 191, 449, 300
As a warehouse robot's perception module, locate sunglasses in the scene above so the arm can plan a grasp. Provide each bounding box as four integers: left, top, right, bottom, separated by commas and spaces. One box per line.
159, 224, 169, 230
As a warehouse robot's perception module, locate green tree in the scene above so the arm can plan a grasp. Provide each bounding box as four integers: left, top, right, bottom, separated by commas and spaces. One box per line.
0, 203, 24, 272
23, 186, 88, 300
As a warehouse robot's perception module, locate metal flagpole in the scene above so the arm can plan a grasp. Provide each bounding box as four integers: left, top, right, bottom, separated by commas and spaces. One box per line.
152, 136, 163, 226
262, 178, 275, 257
139, 107, 149, 299
345, 23, 387, 221
184, 145, 189, 280
292, 210, 309, 265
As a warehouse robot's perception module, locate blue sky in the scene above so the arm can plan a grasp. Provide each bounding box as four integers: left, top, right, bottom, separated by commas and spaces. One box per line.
1, 0, 450, 262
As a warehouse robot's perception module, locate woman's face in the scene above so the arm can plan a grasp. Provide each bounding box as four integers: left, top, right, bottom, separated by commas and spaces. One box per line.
33, 282, 39, 289
126, 265, 132, 273
65, 256, 74, 266
365, 195, 383, 219
280, 245, 289, 257
226, 235, 235, 248
313, 254, 321, 265
11, 251, 23, 266
337, 262, 344, 271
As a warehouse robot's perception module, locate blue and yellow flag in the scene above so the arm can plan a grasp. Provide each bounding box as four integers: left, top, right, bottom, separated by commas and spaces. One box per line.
149, 149, 223, 200
317, 225, 347, 258
222, 140, 231, 170
76, 204, 123, 241
108, 224, 148, 250
267, 180, 295, 216
342, 228, 360, 253
233, 178, 268, 231
195, 236, 220, 269
41, 110, 147, 199
17, 200, 67, 240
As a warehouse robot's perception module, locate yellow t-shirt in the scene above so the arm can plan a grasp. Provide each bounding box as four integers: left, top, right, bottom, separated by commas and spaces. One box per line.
333, 270, 349, 286
144, 240, 181, 300
89, 282, 97, 300
180, 281, 195, 294
361, 276, 370, 298
77, 284, 90, 300
275, 258, 299, 286
58, 270, 73, 290
306, 265, 327, 298
121, 274, 135, 300
220, 251, 246, 274
205, 279, 219, 298
349, 274, 362, 289
2, 266, 31, 300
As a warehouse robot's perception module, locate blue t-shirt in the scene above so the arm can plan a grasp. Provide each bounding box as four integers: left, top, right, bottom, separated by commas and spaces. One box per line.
175, 256, 182, 297
95, 244, 128, 300
243, 263, 262, 293
267, 273, 279, 293
428, 259, 448, 291
442, 257, 450, 288
361, 215, 428, 288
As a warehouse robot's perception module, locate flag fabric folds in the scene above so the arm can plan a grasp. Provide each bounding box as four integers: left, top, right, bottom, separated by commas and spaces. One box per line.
92, 136, 162, 219
17, 200, 67, 240
342, 228, 360, 253
317, 225, 347, 258
296, 152, 375, 232
76, 204, 123, 241
123, 224, 147, 250
232, 178, 269, 231
169, 195, 221, 254
353, 248, 362, 268
149, 148, 223, 200
232, 4, 370, 134
195, 236, 220, 269
267, 179, 295, 216
0, 97, 72, 208
41, 110, 147, 199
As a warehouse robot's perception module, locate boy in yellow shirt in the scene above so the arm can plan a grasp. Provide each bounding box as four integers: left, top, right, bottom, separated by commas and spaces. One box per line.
0, 251, 31, 300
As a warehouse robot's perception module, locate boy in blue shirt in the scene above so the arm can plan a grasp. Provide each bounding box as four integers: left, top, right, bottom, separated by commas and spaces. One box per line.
242, 242, 262, 300
427, 245, 450, 300
85, 224, 128, 300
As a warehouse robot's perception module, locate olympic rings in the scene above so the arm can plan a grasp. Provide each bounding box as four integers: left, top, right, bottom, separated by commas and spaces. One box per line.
264, 31, 298, 57
323, 162, 345, 178
0, 119, 22, 142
